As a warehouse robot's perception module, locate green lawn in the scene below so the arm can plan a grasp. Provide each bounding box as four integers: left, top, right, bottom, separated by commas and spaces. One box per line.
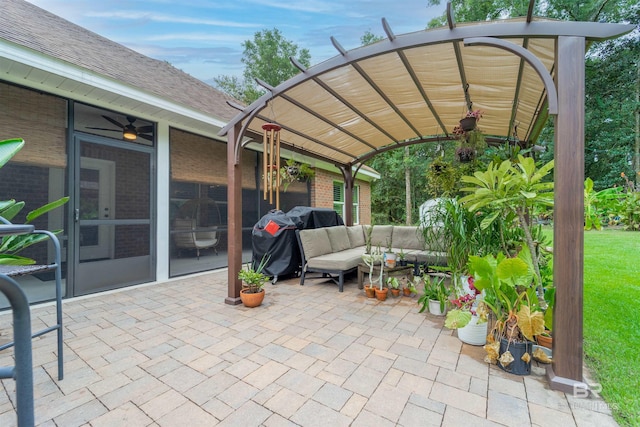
581, 229, 640, 426
542, 228, 640, 425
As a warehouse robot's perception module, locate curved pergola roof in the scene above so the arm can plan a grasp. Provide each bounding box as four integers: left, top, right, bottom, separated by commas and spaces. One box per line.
221, 10, 634, 396
220, 16, 630, 168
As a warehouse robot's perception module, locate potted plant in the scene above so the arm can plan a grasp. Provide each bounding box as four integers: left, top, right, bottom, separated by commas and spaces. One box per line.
418, 274, 450, 316
444, 277, 489, 345
237, 255, 270, 307
279, 159, 315, 191
457, 109, 483, 131
397, 249, 407, 266
362, 241, 382, 298
383, 237, 396, 268
468, 247, 546, 375
404, 276, 419, 297
387, 276, 401, 297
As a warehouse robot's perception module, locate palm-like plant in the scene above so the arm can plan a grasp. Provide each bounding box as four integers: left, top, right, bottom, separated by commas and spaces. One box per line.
459, 155, 554, 303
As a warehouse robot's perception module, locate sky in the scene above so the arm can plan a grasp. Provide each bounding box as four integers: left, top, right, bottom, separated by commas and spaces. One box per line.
25, 0, 445, 85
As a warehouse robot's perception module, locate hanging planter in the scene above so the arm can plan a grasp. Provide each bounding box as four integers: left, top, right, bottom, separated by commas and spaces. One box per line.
459, 116, 477, 131
455, 146, 476, 163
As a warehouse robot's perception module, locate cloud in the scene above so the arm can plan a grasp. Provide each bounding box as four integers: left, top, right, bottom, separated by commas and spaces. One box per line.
86, 11, 260, 28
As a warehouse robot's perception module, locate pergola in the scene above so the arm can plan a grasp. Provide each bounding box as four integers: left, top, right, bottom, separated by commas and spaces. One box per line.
220, 4, 633, 393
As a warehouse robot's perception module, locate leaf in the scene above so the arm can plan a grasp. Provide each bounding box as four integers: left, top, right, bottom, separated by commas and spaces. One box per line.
499, 350, 514, 367
0, 138, 25, 168
444, 309, 472, 329
26, 197, 69, 223
484, 341, 500, 363
533, 347, 552, 364
516, 305, 545, 341
521, 352, 531, 363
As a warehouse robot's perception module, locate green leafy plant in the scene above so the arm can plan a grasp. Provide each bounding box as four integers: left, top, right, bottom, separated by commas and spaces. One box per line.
238, 254, 270, 293
459, 155, 554, 303
386, 276, 400, 290
0, 138, 69, 265
583, 177, 622, 230
279, 159, 315, 191
418, 274, 450, 313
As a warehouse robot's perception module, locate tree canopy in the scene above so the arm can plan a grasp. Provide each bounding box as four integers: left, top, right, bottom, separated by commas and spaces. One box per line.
213, 28, 311, 105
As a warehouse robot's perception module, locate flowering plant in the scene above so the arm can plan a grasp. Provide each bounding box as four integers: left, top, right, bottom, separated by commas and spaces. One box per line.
465, 109, 483, 120
444, 276, 488, 329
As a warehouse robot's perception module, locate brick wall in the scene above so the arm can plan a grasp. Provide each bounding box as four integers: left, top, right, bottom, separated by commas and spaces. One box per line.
310, 168, 372, 225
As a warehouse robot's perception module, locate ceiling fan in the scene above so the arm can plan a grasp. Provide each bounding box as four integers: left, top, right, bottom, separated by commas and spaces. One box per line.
87, 115, 154, 141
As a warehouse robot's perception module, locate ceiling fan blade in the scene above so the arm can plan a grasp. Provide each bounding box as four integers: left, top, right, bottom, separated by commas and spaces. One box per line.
138, 134, 154, 141
86, 127, 121, 132
136, 125, 154, 133
102, 115, 125, 129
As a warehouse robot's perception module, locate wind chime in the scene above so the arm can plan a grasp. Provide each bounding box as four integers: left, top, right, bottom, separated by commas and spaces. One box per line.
262, 123, 282, 210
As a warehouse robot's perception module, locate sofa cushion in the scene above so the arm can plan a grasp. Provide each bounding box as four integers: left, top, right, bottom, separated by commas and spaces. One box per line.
327, 226, 351, 252
306, 247, 363, 271
370, 225, 394, 249
407, 249, 448, 266
298, 228, 332, 259
391, 226, 424, 250
347, 225, 365, 248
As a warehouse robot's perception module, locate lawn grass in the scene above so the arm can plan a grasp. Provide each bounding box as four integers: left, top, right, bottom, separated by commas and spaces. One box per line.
582, 229, 640, 426
543, 228, 640, 425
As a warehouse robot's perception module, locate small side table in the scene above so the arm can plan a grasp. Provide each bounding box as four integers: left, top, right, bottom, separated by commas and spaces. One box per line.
357, 262, 413, 289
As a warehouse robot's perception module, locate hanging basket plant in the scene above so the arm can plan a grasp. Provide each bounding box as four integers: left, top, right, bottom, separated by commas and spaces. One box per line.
279, 159, 315, 191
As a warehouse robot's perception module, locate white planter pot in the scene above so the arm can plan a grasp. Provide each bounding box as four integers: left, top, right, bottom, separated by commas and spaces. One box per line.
384, 252, 397, 268
457, 315, 487, 346
428, 299, 446, 316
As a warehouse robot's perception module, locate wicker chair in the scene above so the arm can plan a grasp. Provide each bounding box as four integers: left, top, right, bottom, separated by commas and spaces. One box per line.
173, 218, 219, 259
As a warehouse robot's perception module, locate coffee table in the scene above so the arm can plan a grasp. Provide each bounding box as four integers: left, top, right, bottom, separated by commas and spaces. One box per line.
357, 262, 414, 289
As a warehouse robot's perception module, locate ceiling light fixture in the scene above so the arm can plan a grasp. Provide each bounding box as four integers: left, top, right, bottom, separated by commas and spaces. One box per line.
123, 125, 137, 140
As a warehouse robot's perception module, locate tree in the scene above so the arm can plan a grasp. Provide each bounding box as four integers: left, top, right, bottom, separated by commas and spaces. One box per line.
213, 28, 311, 105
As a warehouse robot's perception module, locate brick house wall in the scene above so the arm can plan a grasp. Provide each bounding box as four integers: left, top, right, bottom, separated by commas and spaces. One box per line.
310, 168, 372, 225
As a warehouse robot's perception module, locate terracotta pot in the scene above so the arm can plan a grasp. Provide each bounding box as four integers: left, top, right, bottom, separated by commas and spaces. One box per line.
536, 334, 553, 349
403, 287, 412, 296
390, 288, 401, 297
240, 288, 265, 307
364, 286, 376, 298
374, 287, 388, 301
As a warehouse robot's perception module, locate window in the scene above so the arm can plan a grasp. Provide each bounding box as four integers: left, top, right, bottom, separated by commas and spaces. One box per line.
333, 181, 359, 224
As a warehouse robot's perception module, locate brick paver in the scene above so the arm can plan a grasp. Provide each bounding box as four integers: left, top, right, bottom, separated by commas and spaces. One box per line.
0, 270, 620, 426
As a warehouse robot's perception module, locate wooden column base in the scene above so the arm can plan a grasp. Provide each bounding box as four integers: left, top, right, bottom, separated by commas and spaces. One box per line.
546, 365, 586, 394
224, 297, 242, 305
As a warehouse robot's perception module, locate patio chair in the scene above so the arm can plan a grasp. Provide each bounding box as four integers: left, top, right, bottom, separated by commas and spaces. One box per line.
173, 218, 219, 259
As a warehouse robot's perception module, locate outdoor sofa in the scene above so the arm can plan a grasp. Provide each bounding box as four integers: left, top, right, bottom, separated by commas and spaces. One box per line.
295, 225, 447, 292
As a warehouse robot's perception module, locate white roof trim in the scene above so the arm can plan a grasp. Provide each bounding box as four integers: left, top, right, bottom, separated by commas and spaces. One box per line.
0, 40, 227, 129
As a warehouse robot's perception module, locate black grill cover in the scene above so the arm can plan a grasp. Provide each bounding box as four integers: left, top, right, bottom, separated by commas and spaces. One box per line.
286, 206, 344, 229
252, 207, 344, 279
252, 210, 300, 278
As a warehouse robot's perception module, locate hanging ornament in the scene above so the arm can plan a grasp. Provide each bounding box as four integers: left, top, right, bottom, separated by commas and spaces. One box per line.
262, 123, 282, 209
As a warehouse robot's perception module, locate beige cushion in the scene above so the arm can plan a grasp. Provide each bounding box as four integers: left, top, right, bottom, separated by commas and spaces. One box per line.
370, 225, 394, 249
298, 228, 332, 259
347, 225, 365, 248
392, 226, 424, 250
306, 247, 363, 271
326, 226, 351, 252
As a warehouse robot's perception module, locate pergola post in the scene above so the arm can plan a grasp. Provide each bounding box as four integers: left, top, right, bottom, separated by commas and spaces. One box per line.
341, 166, 354, 226
225, 123, 243, 305
547, 36, 586, 392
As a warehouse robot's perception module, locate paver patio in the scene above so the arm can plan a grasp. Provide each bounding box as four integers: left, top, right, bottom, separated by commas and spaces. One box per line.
0, 270, 618, 426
